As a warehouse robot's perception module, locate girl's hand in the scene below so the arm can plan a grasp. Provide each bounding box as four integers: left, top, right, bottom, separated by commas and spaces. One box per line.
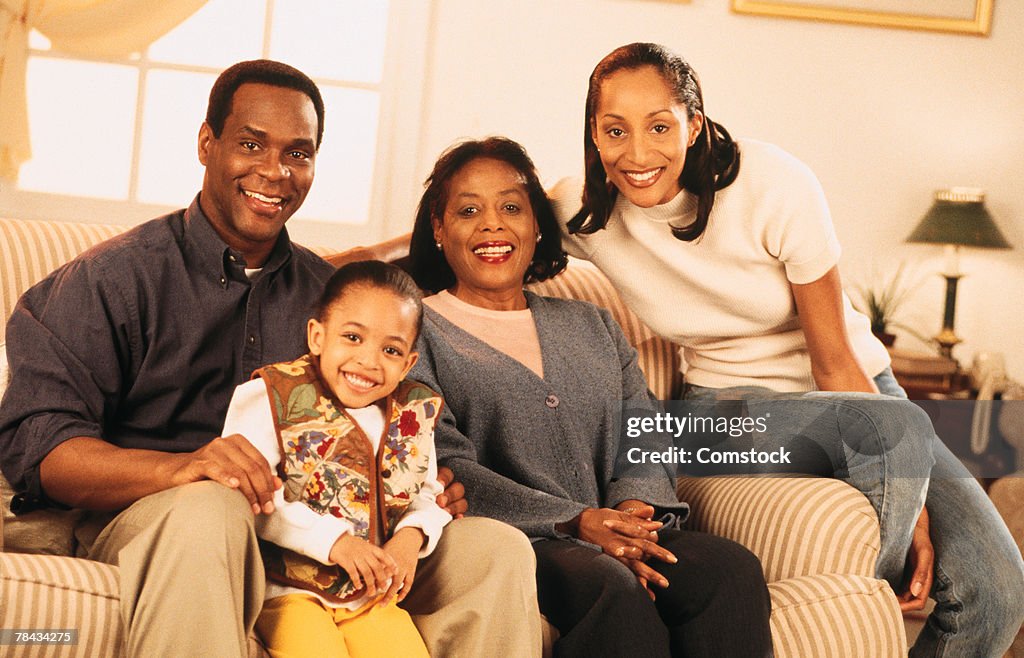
329, 534, 397, 597
381, 527, 426, 604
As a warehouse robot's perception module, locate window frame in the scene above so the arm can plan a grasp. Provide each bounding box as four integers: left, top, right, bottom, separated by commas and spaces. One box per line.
0, 0, 431, 251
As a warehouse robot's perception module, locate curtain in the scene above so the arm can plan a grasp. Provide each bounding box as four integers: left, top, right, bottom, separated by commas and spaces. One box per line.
0, 0, 207, 180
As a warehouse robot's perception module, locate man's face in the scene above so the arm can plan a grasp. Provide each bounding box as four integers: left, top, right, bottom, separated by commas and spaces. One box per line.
198, 82, 318, 267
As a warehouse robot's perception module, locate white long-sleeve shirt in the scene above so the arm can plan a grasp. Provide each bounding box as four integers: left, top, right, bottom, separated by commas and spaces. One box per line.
221, 378, 451, 608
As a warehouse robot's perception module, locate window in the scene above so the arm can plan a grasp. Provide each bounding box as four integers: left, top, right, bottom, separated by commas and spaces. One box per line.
1, 0, 430, 248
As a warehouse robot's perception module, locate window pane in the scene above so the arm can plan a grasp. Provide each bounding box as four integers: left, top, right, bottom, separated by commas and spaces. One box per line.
270, 0, 388, 83
148, 0, 265, 69
19, 58, 136, 200
28, 29, 51, 50
136, 70, 217, 206
295, 86, 379, 224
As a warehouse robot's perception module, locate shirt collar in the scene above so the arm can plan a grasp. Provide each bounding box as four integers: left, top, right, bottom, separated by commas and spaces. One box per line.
183, 194, 294, 282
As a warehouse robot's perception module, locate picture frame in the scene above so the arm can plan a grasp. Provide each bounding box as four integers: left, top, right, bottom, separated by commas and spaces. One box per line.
730, 0, 994, 35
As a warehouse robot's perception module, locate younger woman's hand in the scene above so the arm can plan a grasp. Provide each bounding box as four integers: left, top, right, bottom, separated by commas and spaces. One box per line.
329, 534, 397, 597
898, 507, 935, 612
380, 527, 426, 605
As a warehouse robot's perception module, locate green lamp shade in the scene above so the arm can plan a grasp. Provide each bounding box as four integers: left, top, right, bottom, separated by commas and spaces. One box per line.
907, 188, 1011, 248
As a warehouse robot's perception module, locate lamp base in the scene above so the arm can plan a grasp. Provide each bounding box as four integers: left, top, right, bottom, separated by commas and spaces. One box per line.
935, 274, 962, 360
934, 327, 962, 360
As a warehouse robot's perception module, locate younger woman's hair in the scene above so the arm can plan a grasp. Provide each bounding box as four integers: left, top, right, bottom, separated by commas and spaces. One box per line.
567, 42, 741, 242
408, 136, 567, 293
315, 260, 424, 340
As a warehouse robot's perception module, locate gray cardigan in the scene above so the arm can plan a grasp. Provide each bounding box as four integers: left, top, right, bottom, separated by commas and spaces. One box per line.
410, 291, 687, 540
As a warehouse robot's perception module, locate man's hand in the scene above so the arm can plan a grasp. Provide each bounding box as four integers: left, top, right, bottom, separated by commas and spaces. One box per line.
329, 534, 398, 598
380, 527, 426, 604
169, 433, 282, 515
898, 507, 935, 612
435, 466, 467, 518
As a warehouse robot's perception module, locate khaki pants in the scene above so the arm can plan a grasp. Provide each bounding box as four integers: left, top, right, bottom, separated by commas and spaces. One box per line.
81, 483, 542, 658
402, 516, 543, 658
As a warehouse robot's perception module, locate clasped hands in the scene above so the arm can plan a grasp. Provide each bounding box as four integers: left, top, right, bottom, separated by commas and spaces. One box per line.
329, 527, 426, 606
574, 499, 678, 600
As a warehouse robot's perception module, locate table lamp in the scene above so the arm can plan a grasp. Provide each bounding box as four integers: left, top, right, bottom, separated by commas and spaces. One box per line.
906, 188, 1011, 358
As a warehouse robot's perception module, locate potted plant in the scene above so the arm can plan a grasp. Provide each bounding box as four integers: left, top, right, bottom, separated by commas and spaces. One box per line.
851, 261, 924, 347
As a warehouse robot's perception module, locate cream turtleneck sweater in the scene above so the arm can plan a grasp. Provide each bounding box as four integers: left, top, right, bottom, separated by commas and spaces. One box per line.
552, 139, 889, 393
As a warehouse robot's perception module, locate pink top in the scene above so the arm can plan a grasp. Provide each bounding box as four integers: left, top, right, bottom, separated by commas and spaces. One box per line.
424, 290, 544, 378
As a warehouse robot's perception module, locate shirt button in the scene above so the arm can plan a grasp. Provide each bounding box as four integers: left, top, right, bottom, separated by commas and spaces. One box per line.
248, 335, 256, 345
381, 469, 392, 479
545, 394, 559, 408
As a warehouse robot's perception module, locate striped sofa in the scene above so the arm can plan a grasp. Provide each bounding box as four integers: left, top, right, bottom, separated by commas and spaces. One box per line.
1, 216, 904, 656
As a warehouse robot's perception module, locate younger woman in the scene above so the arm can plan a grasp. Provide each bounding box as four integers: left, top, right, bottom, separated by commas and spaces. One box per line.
221, 261, 450, 658
555, 42, 1024, 656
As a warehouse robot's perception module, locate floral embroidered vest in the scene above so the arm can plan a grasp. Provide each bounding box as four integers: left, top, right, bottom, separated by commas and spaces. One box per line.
255, 354, 443, 603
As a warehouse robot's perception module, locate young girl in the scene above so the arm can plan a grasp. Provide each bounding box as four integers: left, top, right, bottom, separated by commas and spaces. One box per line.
221, 260, 450, 658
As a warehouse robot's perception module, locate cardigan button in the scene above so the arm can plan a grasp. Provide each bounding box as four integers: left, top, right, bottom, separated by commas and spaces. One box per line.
381, 469, 392, 478
545, 394, 559, 409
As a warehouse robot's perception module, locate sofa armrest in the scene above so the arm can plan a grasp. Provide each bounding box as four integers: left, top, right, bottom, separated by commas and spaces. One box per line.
677, 476, 880, 582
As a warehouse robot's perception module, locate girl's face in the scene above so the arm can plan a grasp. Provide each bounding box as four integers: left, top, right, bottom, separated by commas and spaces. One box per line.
432, 157, 540, 310
307, 285, 419, 409
591, 66, 703, 208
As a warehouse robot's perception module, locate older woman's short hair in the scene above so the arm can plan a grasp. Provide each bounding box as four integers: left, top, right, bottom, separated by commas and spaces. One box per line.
408, 137, 567, 293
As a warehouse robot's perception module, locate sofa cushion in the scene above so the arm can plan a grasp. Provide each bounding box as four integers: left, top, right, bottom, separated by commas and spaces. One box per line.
769, 573, 904, 657
0, 552, 124, 656
677, 475, 881, 581
1, 342, 84, 556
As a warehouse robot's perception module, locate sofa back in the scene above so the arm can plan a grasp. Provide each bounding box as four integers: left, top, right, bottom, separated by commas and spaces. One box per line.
0, 218, 128, 344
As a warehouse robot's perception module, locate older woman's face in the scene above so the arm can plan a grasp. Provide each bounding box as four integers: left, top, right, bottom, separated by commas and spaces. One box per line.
433, 157, 539, 310
591, 66, 702, 208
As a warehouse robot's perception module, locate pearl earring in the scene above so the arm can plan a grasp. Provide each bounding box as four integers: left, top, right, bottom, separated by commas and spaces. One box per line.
535, 234, 542, 243
435, 241, 443, 251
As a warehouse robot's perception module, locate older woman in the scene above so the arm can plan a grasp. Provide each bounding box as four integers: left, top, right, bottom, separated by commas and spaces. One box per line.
406, 137, 773, 658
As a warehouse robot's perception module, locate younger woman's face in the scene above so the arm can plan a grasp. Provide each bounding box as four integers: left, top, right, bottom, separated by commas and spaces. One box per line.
591, 66, 703, 208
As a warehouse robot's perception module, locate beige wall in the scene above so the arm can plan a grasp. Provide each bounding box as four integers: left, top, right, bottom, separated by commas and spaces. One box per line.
400, 0, 1024, 380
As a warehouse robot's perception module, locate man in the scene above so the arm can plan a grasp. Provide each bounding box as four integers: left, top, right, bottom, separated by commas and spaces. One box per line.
0, 60, 540, 657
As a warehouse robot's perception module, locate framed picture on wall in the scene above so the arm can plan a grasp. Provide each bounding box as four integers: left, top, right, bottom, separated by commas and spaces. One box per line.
730, 0, 994, 35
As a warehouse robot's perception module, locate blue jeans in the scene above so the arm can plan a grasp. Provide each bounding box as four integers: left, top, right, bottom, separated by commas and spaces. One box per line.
685, 369, 1024, 657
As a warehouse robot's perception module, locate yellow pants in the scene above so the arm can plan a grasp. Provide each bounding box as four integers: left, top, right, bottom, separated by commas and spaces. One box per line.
257, 593, 430, 658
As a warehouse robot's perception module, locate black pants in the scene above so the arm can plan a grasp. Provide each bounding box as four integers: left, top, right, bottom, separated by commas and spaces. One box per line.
533, 530, 773, 658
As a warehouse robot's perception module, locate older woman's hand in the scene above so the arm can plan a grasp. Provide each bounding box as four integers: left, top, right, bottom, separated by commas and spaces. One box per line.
576, 507, 678, 567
